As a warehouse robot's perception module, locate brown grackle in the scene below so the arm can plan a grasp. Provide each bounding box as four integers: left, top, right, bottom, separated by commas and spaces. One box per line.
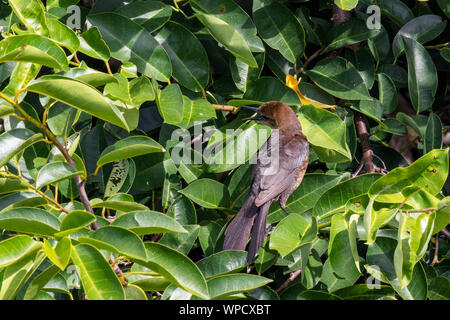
223, 101, 309, 263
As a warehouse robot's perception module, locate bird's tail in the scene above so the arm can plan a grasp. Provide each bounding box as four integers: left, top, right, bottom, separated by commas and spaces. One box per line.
223, 195, 271, 263
247, 202, 270, 263
223, 194, 258, 252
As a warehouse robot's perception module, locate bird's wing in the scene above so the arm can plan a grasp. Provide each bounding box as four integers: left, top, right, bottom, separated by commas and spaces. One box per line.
255, 134, 309, 206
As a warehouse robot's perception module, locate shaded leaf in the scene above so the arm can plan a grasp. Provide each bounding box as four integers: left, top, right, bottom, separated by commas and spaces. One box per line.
71, 244, 125, 300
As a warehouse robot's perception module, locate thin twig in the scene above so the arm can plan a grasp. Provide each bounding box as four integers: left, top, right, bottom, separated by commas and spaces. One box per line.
295, 47, 324, 76
431, 234, 439, 266
105, 60, 113, 75
441, 228, 450, 240
276, 269, 302, 293
354, 113, 387, 175
212, 104, 238, 113
0, 92, 98, 230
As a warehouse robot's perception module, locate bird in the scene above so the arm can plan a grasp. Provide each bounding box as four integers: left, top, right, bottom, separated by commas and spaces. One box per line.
223, 101, 309, 263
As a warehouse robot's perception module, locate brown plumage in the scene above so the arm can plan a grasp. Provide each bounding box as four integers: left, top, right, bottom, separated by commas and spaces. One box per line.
223, 101, 309, 263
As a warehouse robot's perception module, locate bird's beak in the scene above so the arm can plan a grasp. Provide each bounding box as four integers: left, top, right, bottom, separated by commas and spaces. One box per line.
240, 105, 262, 121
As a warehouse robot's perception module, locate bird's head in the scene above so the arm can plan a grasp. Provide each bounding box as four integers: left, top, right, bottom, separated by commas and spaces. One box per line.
241, 101, 301, 130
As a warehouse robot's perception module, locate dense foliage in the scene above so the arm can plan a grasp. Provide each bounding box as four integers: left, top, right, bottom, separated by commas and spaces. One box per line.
0, 0, 449, 300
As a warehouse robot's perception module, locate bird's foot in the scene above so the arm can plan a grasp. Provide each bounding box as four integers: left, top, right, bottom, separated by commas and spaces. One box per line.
281, 205, 290, 215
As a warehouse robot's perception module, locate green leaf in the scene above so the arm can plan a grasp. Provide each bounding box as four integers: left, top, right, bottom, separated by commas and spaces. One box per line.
305, 57, 371, 101
91, 199, 148, 213
103, 73, 131, 103
243, 77, 301, 106
78, 225, 147, 261
127, 77, 154, 105
0, 191, 47, 213
167, 195, 197, 225
230, 52, 264, 93
297, 290, 342, 300
35, 161, 82, 190
369, 149, 449, 203
179, 178, 230, 209
392, 15, 447, 58
47, 18, 80, 53
434, 197, 450, 235
97, 135, 165, 167
46, 103, 76, 138
112, 210, 187, 235
0, 105, 15, 118
441, 45, 450, 62
364, 198, 398, 244
344, 48, 376, 90
313, 173, 382, 221
198, 221, 222, 256
0, 128, 43, 167
334, 0, 358, 11
0, 235, 42, 268
26, 76, 129, 130
205, 120, 270, 173
23, 264, 60, 300
55, 210, 96, 237
437, 0, 450, 17
0, 178, 31, 195
396, 112, 427, 138
428, 276, 450, 300
394, 212, 435, 288
361, 0, 414, 26
320, 259, 359, 293
252, 0, 305, 63
351, 99, 383, 123
159, 224, 200, 255
8, 0, 49, 35
78, 27, 111, 62
366, 237, 427, 300
196, 250, 248, 279
0, 62, 41, 107
377, 73, 398, 114
88, 12, 172, 82
143, 242, 209, 299
71, 244, 125, 300
0, 207, 61, 237
268, 173, 342, 224
329, 214, 361, 279
157, 84, 216, 128
195, 13, 257, 67
0, 251, 45, 300
334, 284, 396, 300
269, 213, 316, 257
155, 21, 209, 92
368, 26, 390, 63
325, 18, 379, 53
424, 113, 443, 154
115, 0, 172, 33
63, 65, 117, 88
207, 273, 272, 299
402, 36, 438, 113
43, 237, 71, 270
298, 105, 351, 163
382, 118, 407, 136
0, 35, 68, 71
124, 283, 148, 300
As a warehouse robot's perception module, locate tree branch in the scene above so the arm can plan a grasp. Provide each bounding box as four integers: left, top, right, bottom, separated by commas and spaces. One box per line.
353, 113, 388, 176
276, 269, 302, 294
212, 104, 239, 113
0, 92, 98, 230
